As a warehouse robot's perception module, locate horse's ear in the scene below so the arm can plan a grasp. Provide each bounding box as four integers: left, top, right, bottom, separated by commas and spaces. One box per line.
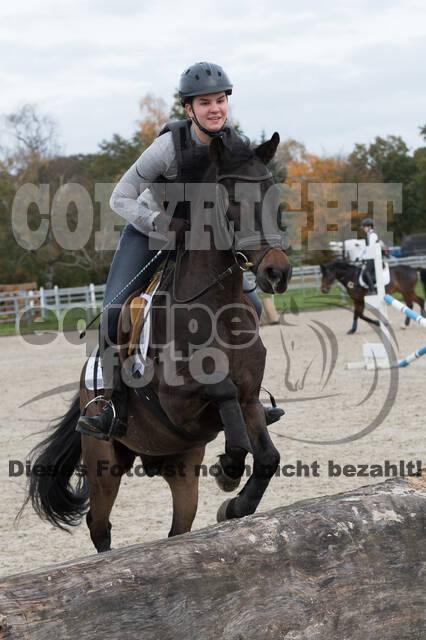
254, 132, 280, 164
210, 135, 227, 166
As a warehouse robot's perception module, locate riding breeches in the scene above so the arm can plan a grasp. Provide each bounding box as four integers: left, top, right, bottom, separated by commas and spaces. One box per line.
100, 223, 263, 356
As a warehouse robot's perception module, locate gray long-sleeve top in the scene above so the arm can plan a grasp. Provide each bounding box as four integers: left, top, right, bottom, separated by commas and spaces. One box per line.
109, 125, 207, 235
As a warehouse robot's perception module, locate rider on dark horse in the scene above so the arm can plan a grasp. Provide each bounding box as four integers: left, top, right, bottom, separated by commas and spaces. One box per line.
358, 217, 379, 294
77, 62, 284, 440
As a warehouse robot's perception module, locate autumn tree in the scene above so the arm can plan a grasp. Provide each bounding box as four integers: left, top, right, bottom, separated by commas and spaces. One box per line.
347, 135, 419, 241
137, 94, 168, 147
169, 91, 187, 121
2, 104, 113, 287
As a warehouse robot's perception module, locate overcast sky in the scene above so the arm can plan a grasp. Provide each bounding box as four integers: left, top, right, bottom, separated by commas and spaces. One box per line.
1, 0, 425, 158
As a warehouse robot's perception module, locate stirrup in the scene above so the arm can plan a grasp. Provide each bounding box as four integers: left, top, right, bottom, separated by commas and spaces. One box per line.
76, 396, 116, 441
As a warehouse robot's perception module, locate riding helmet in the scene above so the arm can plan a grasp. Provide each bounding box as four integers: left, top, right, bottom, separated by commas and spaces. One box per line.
361, 217, 374, 227
179, 62, 233, 106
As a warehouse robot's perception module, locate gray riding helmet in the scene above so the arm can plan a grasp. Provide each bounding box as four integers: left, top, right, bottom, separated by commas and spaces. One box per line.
179, 62, 233, 106
361, 218, 374, 227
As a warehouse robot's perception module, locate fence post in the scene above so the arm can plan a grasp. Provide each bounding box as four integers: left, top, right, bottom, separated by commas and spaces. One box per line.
39, 287, 46, 319
54, 285, 60, 323
13, 298, 21, 329
90, 282, 97, 323
90, 283, 96, 309
314, 268, 319, 290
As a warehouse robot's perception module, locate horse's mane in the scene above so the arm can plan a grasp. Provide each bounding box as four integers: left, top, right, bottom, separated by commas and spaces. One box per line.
326, 260, 355, 270
210, 137, 257, 175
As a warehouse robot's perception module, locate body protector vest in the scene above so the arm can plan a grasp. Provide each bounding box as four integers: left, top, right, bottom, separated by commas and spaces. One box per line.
152, 119, 245, 221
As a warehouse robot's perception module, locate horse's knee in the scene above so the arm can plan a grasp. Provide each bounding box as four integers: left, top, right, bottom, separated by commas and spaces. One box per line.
219, 449, 246, 477
253, 442, 280, 479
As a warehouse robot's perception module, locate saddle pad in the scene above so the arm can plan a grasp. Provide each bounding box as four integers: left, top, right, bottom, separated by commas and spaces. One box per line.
84, 276, 163, 389
131, 277, 162, 377
359, 264, 390, 289
128, 271, 162, 355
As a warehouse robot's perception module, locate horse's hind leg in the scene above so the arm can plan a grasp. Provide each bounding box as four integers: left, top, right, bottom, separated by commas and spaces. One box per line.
412, 293, 425, 318
401, 293, 416, 327
347, 308, 359, 334
82, 437, 135, 552
217, 401, 279, 522
162, 446, 205, 537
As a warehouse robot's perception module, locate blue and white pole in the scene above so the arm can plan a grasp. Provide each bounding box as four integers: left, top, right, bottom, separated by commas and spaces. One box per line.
398, 346, 426, 368
383, 294, 426, 329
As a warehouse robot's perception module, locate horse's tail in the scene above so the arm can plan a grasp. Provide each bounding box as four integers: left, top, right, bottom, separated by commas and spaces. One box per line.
418, 267, 426, 297
19, 393, 88, 530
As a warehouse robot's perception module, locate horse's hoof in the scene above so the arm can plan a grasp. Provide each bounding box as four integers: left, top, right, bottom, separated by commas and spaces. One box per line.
217, 498, 233, 522
211, 463, 241, 492
347, 329, 356, 335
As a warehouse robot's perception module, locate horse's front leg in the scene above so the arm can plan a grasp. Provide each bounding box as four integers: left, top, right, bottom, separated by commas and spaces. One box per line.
347, 294, 369, 334
217, 401, 279, 522
162, 446, 205, 537
212, 442, 248, 493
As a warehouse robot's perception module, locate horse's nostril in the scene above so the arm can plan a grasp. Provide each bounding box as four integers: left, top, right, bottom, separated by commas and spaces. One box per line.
266, 267, 282, 283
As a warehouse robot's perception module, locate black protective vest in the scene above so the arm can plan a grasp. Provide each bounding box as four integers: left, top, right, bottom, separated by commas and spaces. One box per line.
155, 120, 244, 219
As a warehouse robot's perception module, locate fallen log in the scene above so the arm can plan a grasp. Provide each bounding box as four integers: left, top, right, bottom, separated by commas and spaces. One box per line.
1, 473, 425, 640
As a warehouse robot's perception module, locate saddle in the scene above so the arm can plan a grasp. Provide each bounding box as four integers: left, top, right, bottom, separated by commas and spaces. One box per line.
358, 263, 390, 289
127, 271, 162, 357
117, 272, 205, 444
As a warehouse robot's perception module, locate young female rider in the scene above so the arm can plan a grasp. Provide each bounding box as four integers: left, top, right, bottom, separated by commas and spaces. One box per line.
77, 61, 283, 439
358, 217, 380, 293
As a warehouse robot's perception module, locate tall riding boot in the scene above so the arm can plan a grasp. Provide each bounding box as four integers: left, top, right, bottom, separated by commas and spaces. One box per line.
362, 264, 376, 294
77, 350, 128, 441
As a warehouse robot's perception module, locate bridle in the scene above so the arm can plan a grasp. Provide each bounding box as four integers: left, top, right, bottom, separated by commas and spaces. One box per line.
172, 170, 285, 303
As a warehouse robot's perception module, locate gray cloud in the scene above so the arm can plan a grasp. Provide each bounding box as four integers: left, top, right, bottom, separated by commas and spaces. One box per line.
1, 0, 425, 156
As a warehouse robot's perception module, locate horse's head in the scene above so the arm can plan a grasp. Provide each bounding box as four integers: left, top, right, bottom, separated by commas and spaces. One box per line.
320, 261, 351, 293
208, 132, 292, 294
320, 263, 335, 293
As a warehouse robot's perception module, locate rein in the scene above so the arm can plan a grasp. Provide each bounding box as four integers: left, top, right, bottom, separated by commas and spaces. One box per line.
171, 169, 282, 304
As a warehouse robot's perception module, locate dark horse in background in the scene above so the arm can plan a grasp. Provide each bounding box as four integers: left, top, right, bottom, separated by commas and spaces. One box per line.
24, 133, 292, 553
321, 261, 426, 334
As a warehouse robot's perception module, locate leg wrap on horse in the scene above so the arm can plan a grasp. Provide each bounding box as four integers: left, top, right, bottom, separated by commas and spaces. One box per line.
203, 377, 253, 455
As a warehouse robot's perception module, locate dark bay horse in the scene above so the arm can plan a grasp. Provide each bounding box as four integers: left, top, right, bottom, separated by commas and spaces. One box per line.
320, 260, 426, 334
25, 133, 292, 552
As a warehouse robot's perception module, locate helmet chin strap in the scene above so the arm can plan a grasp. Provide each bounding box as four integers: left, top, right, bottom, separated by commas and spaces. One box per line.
190, 105, 226, 138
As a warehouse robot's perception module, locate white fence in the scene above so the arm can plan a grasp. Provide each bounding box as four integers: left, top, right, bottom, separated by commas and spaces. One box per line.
2, 254, 426, 326
0, 284, 106, 325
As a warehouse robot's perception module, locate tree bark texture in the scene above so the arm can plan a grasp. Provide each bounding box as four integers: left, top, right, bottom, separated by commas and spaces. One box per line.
1, 472, 425, 640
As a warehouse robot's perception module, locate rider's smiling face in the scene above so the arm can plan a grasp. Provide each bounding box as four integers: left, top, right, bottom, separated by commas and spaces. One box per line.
186, 92, 228, 132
